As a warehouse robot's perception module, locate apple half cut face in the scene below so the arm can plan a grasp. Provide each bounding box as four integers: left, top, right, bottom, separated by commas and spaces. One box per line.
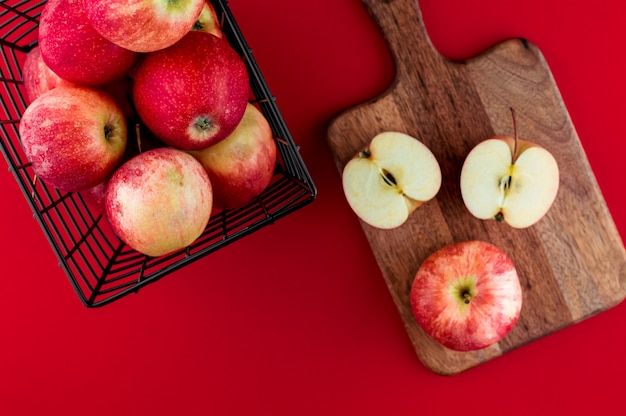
410, 240, 523, 352
460, 136, 559, 229
341, 131, 442, 229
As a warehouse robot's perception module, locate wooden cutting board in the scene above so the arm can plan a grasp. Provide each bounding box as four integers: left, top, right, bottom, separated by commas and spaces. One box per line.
327, 0, 626, 375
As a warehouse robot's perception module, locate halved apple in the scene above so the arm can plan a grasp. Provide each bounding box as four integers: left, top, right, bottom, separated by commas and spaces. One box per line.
460, 110, 559, 229
341, 131, 442, 229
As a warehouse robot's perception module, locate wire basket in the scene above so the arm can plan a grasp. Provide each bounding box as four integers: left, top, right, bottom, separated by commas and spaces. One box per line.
0, 0, 317, 307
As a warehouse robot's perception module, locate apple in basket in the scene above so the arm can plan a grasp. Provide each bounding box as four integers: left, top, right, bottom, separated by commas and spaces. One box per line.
38, 0, 137, 86
187, 103, 277, 211
410, 240, 523, 352
22, 46, 75, 104
460, 109, 559, 228
192, 0, 224, 38
19, 86, 128, 193
83, 0, 205, 52
80, 121, 166, 214
22, 45, 135, 117
341, 131, 442, 229
80, 181, 109, 214
132, 31, 249, 150
105, 147, 213, 257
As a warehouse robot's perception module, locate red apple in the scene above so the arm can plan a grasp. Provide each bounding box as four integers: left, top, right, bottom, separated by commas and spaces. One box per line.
38, 0, 137, 86
22, 46, 75, 104
19, 86, 128, 193
187, 103, 277, 210
81, 181, 109, 214
22, 45, 135, 115
410, 240, 522, 352
83, 0, 204, 53
132, 31, 249, 150
105, 147, 213, 257
80, 122, 165, 214
192, 1, 223, 38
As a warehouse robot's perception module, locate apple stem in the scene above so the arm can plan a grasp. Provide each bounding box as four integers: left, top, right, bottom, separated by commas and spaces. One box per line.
510, 107, 519, 164
135, 123, 142, 153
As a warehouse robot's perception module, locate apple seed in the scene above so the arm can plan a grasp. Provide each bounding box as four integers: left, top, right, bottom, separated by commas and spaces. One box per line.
381, 169, 397, 187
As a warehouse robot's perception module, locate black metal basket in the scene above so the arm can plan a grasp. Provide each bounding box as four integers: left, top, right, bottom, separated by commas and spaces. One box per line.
0, 0, 317, 307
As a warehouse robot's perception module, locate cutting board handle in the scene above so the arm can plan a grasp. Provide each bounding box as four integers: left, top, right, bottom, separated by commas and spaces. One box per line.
362, 0, 442, 76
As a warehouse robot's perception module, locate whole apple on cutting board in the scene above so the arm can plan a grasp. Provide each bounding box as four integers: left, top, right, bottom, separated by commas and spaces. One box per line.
410, 240, 523, 352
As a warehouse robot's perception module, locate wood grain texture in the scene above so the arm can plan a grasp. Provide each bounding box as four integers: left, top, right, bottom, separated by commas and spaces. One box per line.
326, 0, 626, 375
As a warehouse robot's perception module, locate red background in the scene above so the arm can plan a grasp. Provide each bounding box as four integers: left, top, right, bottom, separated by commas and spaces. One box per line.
2, 0, 626, 414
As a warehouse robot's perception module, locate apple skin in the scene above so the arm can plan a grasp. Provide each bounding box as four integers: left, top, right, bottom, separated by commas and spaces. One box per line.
22, 45, 135, 117
187, 103, 277, 210
132, 31, 249, 150
38, 0, 137, 86
192, 1, 223, 38
105, 147, 213, 257
83, 0, 204, 53
81, 181, 109, 214
19, 86, 128, 193
410, 240, 522, 352
80, 122, 166, 214
22, 46, 75, 104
